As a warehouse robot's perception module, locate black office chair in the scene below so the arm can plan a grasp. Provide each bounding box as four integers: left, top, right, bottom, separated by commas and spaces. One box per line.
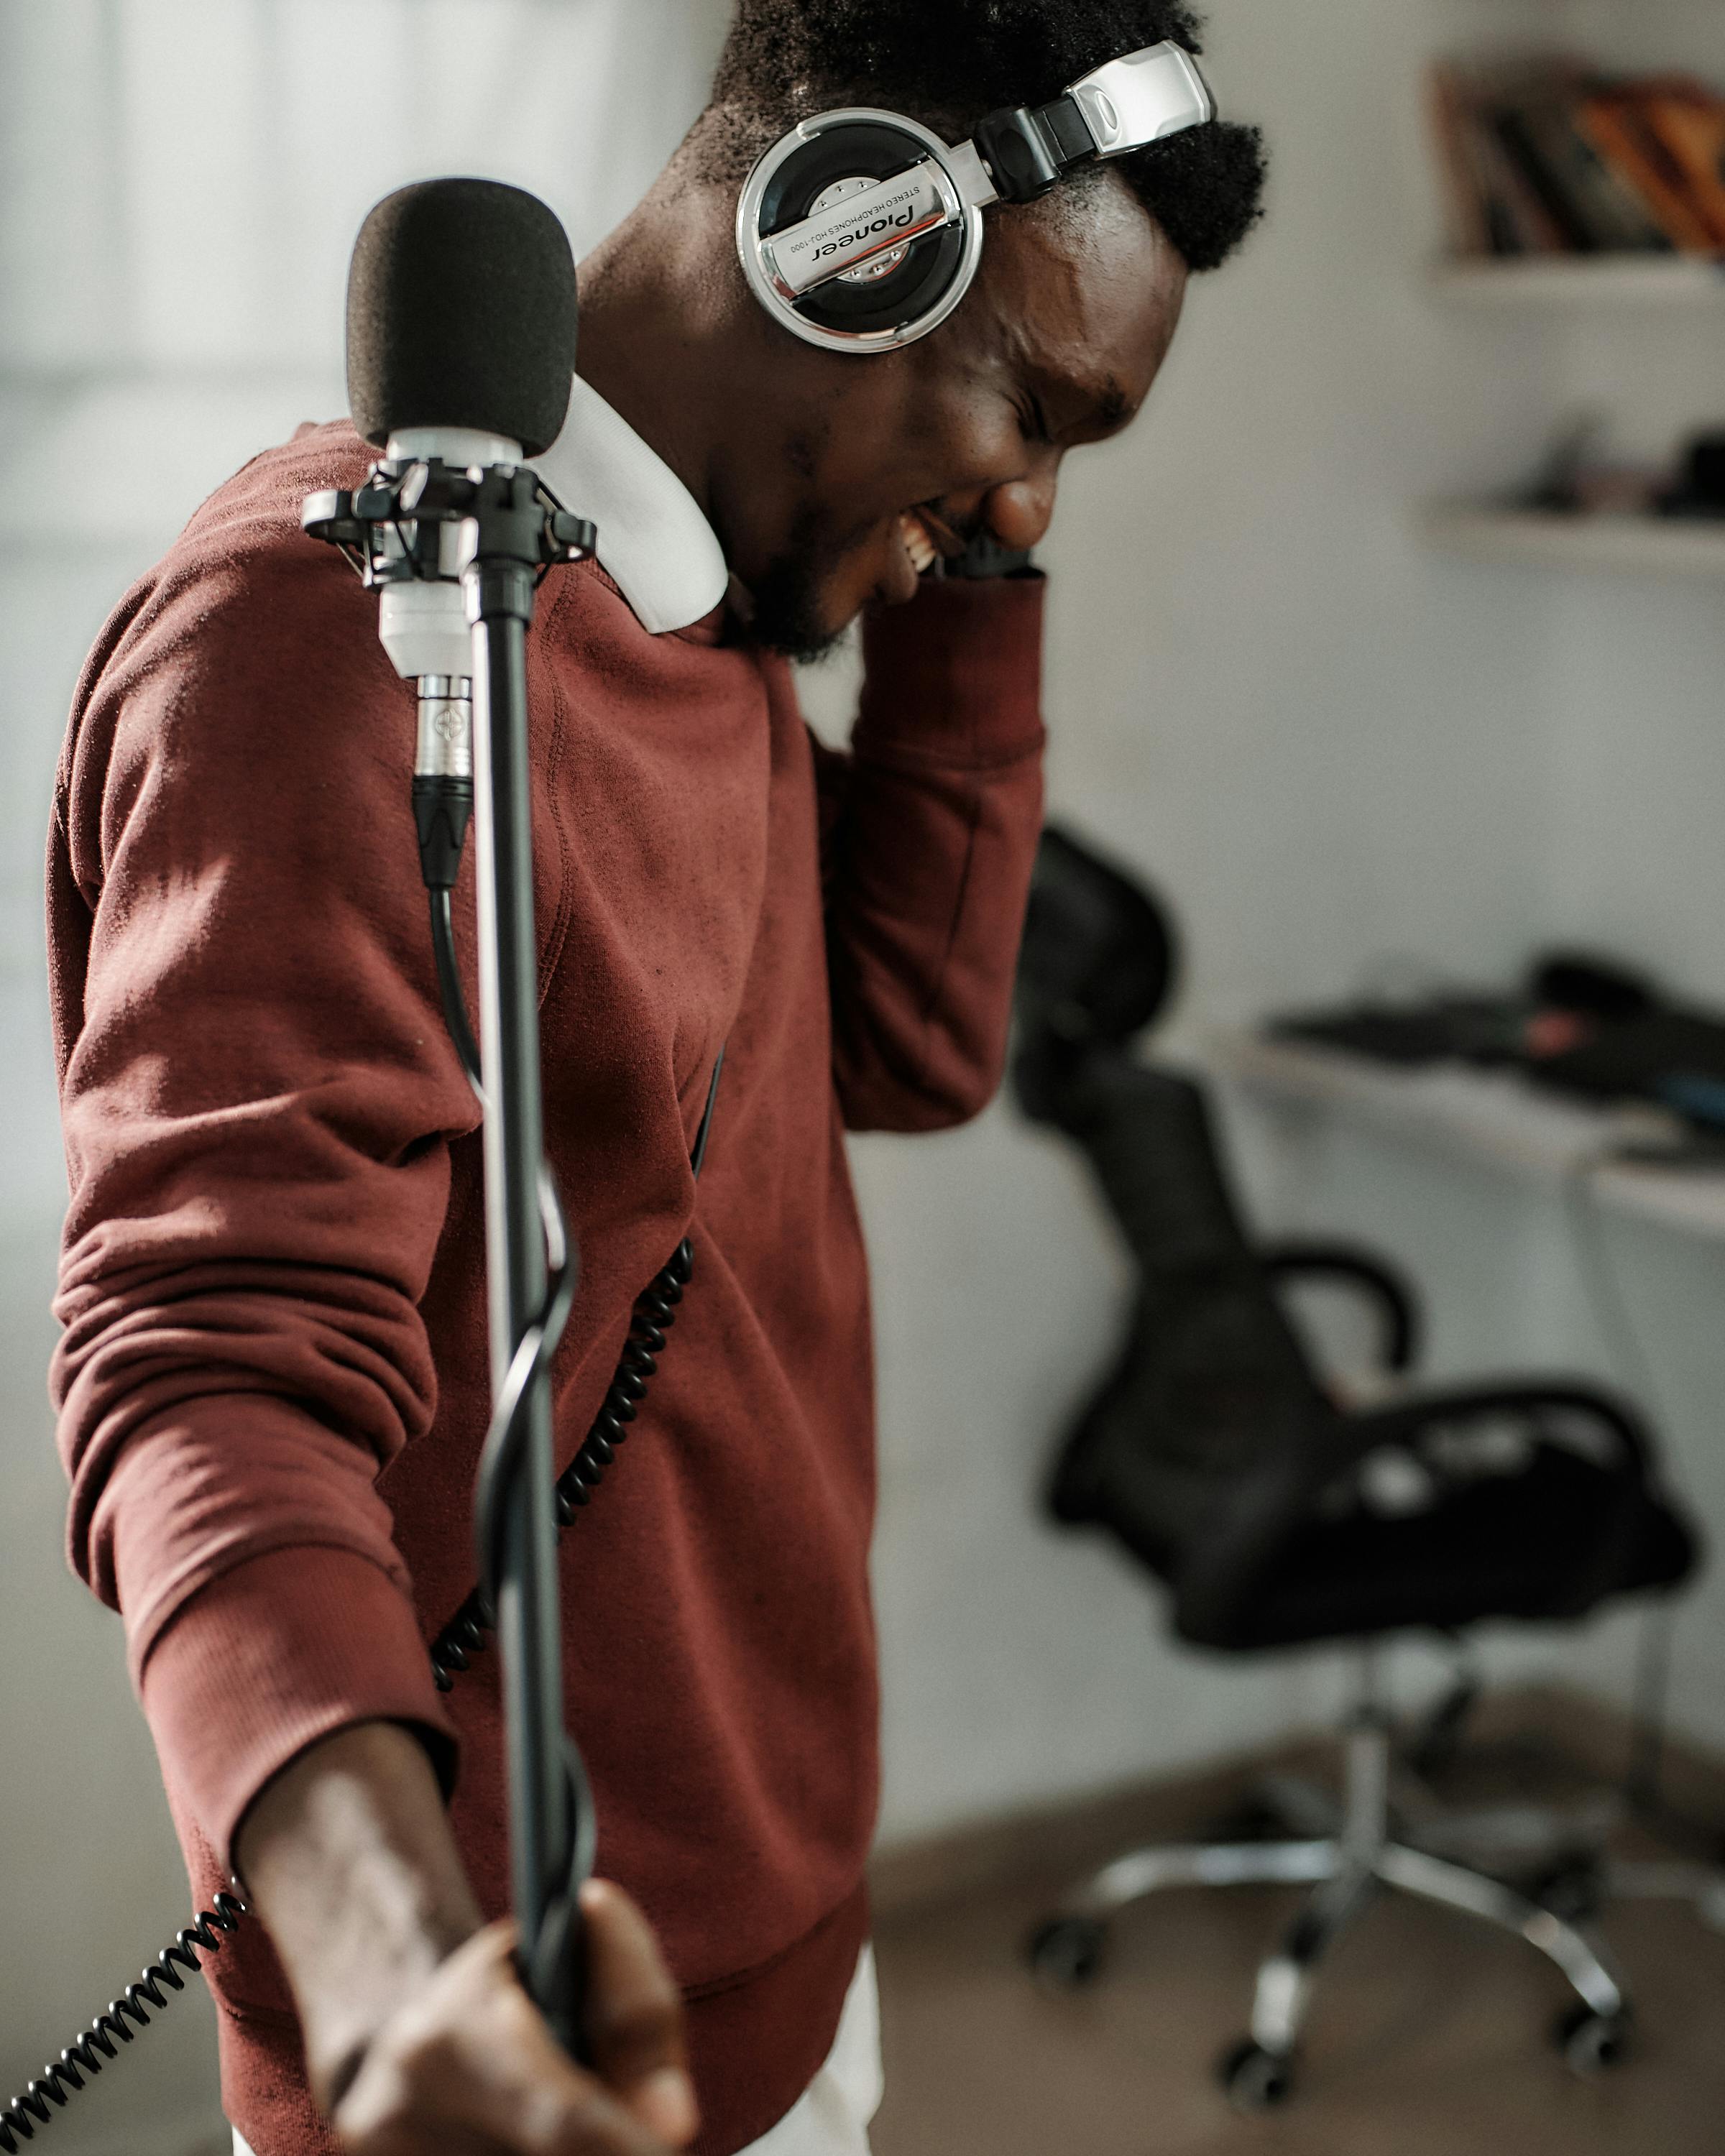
1014, 827, 1714, 2109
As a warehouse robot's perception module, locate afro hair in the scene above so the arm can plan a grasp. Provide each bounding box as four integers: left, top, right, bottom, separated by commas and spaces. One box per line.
699, 0, 1266, 272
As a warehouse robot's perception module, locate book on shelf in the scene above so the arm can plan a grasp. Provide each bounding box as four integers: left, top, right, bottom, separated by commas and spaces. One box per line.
1429, 54, 1725, 260
1640, 91, 1725, 244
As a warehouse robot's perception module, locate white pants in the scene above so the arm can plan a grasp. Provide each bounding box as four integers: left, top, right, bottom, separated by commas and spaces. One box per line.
232, 1944, 880, 2156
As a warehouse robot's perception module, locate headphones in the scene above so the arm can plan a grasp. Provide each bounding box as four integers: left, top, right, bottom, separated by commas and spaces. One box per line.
735, 41, 1215, 354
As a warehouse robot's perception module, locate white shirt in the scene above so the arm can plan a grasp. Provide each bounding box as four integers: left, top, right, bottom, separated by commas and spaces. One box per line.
535, 372, 730, 636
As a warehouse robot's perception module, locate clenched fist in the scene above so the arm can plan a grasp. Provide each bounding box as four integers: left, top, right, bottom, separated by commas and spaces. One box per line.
236, 1724, 696, 2156
336, 1889, 696, 2155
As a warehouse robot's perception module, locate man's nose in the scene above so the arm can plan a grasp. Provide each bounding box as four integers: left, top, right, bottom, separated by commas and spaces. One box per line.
983, 466, 1059, 552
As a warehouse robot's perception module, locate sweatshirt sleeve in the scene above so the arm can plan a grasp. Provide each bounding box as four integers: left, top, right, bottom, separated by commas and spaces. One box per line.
48, 520, 474, 1866
818, 574, 1046, 1134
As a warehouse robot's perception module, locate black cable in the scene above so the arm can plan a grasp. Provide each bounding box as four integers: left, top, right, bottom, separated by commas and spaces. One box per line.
0, 1898, 247, 2151
431, 1229, 701, 1692
424, 883, 721, 2052
433, 1065, 724, 1691
428, 885, 581, 1491
431, 885, 483, 1088
428, 877, 581, 1593
2, 806, 725, 2152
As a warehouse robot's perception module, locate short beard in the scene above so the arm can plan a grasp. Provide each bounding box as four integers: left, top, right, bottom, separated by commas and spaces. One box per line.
744, 555, 850, 663
738, 502, 873, 663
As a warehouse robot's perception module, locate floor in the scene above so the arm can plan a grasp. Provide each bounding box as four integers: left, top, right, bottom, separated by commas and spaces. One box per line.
870, 1766, 1725, 2156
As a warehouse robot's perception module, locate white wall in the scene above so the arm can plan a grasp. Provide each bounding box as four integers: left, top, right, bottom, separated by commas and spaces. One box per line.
850, 0, 1725, 1845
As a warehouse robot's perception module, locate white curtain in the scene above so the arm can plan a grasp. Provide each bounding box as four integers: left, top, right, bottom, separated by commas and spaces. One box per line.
3, 0, 730, 373
0, 0, 730, 934
0, 7, 729, 2147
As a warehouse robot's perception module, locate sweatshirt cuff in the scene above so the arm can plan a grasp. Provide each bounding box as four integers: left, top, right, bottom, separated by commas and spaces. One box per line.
138, 1544, 459, 1874
857, 574, 1046, 770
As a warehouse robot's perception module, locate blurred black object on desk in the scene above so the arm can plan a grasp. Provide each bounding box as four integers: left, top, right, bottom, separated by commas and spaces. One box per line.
1271, 947, 1725, 1143
1501, 415, 1725, 528
1659, 428, 1725, 522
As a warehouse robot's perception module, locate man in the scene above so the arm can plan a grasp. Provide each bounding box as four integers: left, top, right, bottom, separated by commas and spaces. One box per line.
47, 3, 1264, 2152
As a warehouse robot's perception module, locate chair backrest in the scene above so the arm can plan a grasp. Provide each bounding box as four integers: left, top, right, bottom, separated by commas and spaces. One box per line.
1013, 825, 1179, 1129
1014, 829, 1340, 1585
1033, 1044, 1346, 1638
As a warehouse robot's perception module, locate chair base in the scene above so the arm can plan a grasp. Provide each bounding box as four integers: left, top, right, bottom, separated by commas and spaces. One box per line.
1027, 1689, 1725, 2109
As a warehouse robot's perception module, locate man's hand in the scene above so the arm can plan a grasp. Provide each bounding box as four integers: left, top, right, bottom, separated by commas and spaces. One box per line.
335, 1892, 696, 2155
236, 1721, 696, 2155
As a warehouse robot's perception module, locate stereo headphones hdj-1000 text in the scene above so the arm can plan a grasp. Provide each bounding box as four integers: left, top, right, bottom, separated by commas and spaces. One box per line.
735, 40, 1215, 354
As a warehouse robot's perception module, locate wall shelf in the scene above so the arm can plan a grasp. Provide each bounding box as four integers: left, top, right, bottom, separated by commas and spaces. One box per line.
1205, 1026, 1725, 1247
1431, 255, 1725, 305
1420, 502, 1725, 579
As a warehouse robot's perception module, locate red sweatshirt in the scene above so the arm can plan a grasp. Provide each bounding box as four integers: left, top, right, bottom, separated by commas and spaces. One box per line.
47, 419, 1044, 2156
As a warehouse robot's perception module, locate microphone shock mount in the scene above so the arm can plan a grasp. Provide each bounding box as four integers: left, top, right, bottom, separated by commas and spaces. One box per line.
302, 456, 597, 592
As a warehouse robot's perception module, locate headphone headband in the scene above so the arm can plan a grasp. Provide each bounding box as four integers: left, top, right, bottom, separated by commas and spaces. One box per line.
736, 41, 1215, 354
978, 43, 1215, 203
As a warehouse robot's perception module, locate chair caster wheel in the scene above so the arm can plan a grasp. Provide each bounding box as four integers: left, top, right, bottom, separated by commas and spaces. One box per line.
1555, 2004, 1629, 2076
1218, 2037, 1295, 2112
1026, 1915, 1107, 1991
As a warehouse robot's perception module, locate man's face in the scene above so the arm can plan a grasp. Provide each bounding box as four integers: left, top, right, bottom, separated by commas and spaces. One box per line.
711, 175, 1188, 658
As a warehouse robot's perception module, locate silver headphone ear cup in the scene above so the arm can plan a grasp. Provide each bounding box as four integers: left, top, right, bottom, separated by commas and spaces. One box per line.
736, 107, 985, 354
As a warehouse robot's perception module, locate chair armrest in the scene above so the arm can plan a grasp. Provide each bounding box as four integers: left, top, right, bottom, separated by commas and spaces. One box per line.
1335, 1375, 1657, 1483
1176, 1373, 1669, 1647
1256, 1239, 1422, 1375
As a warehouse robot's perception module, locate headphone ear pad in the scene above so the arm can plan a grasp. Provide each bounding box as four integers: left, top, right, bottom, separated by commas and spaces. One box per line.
750, 119, 973, 343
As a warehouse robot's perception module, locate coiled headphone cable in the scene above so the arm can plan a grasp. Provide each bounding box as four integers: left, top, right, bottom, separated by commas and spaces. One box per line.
1, 793, 722, 2151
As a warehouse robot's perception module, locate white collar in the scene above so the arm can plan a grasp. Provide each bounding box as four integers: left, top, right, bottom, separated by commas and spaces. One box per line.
535, 373, 729, 636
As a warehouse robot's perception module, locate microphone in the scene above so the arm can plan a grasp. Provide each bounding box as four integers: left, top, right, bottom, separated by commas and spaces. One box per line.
306, 179, 587, 883
347, 176, 578, 460
347, 176, 577, 766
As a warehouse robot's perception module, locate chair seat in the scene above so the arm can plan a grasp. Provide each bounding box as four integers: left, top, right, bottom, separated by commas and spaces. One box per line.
1171, 1445, 1696, 1653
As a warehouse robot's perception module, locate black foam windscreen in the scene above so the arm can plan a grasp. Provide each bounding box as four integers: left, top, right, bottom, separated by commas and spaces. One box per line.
347, 178, 578, 456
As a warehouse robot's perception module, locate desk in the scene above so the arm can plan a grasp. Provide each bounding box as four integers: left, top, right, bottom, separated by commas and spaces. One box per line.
1204, 1026, 1725, 1248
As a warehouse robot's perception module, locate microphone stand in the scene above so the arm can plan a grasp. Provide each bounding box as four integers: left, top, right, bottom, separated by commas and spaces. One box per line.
466, 479, 586, 2056
305, 459, 597, 2056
